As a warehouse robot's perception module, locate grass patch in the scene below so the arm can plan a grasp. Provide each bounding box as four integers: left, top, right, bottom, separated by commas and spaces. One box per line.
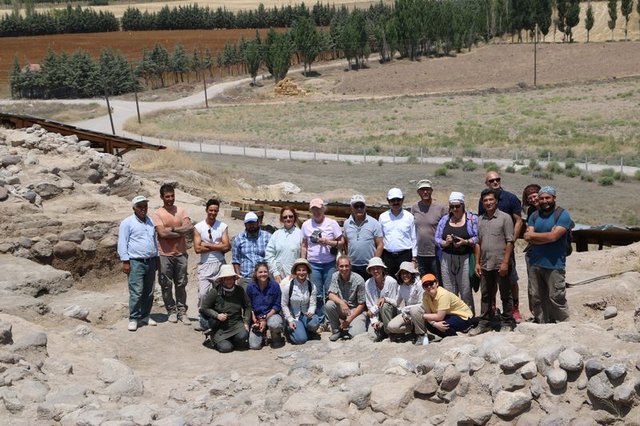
1, 102, 107, 123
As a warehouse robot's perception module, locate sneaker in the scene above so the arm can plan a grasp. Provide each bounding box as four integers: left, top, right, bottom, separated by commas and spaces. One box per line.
468, 323, 491, 336
128, 321, 138, 331
140, 317, 157, 326
341, 331, 352, 340
512, 304, 522, 323
179, 315, 191, 325
168, 313, 178, 323
414, 335, 429, 346
194, 318, 205, 331
329, 331, 343, 342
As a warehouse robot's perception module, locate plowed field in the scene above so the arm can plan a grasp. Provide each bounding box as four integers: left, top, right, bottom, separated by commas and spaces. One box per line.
0, 29, 269, 88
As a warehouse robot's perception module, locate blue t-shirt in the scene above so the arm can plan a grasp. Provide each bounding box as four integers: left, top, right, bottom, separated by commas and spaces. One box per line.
527, 209, 572, 270
478, 189, 522, 220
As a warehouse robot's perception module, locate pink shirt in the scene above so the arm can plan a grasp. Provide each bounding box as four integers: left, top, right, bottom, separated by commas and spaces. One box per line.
301, 217, 342, 264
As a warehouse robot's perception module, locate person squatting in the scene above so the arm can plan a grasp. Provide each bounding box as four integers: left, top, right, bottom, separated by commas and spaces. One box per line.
118, 175, 573, 353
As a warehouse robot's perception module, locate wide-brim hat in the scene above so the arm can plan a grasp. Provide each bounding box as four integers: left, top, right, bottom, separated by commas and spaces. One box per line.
291, 258, 312, 274
396, 261, 419, 280
366, 256, 387, 273
215, 264, 239, 282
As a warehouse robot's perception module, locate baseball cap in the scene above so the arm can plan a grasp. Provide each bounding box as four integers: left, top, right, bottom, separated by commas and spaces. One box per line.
244, 212, 259, 223
387, 188, 404, 200
131, 195, 148, 206
421, 273, 438, 284
417, 179, 432, 190
309, 198, 324, 209
350, 194, 366, 205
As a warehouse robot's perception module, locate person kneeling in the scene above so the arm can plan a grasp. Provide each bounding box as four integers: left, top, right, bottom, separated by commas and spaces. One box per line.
199, 265, 251, 353
326, 256, 368, 341
409, 274, 474, 346
247, 262, 285, 349
282, 258, 321, 344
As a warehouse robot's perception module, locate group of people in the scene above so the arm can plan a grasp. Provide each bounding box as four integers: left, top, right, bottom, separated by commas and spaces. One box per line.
117, 173, 573, 353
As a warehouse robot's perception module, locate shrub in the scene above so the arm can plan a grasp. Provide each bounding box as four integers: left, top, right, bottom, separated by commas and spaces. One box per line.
622, 211, 639, 226
444, 161, 460, 169
434, 167, 448, 177
534, 171, 554, 180
598, 176, 614, 186
529, 158, 542, 171
564, 168, 581, 178
505, 165, 516, 173
613, 171, 626, 181
564, 159, 577, 170
581, 172, 594, 182
600, 168, 615, 177
377, 159, 384, 167
462, 161, 477, 172
635, 170, 640, 181
484, 162, 500, 172
546, 161, 563, 174
519, 166, 531, 175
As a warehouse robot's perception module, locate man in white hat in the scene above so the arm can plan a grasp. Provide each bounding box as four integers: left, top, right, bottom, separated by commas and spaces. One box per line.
117, 195, 159, 331
379, 187, 417, 277
343, 194, 383, 280
232, 211, 271, 287
411, 179, 448, 280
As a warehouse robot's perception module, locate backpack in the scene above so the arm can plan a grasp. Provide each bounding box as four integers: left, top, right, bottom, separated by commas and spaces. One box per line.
289, 279, 313, 299
530, 207, 574, 256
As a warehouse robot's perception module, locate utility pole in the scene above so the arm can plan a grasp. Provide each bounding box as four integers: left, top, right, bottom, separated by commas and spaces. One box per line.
534, 24, 538, 87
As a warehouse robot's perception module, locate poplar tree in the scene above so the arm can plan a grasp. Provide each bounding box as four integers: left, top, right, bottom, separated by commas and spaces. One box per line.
585, 2, 594, 42
608, 0, 617, 41
620, 0, 633, 40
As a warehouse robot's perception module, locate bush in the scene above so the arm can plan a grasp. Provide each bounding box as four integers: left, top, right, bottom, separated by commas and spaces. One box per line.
444, 161, 460, 169
519, 166, 531, 175
505, 165, 516, 173
484, 162, 500, 172
377, 159, 384, 167
635, 170, 640, 181
529, 158, 542, 171
600, 168, 615, 177
581, 172, 594, 182
434, 167, 448, 177
564, 168, 581, 178
598, 176, 614, 186
564, 159, 577, 170
546, 161, 563, 174
534, 171, 554, 180
462, 161, 477, 172
613, 171, 626, 181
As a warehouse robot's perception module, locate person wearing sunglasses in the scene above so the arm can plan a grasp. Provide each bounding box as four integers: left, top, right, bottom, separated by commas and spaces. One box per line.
411, 179, 448, 281
265, 206, 302, 286
435, 192, 478, 315
343, 194, 383, 281
409, 274, 473, 345
478, 171, 524, 323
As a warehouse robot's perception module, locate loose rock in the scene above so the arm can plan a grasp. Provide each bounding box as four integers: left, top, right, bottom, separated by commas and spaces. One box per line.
603, 306, 618, 319
492, 391, 531, 417
546, 368, 568, 391
63, 305, 89, 321
558, 349, 583, 373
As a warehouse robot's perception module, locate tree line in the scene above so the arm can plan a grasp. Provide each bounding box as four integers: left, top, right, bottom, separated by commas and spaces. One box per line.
0, 5, 118, 37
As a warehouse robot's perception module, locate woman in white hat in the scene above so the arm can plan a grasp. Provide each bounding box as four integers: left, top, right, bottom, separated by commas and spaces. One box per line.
199, 265, 251, 353
386, 261, 424, 337
435, 191, 478, 315
364, 257, 399, 342
281, 258, 320, 344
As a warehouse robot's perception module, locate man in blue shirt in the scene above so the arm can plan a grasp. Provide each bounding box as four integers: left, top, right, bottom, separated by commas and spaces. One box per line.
343, 194, 383, 280
232, 212, 271, 287
524, 186, 572, 324
118, 195, 159, 332
478, 171, 524, 322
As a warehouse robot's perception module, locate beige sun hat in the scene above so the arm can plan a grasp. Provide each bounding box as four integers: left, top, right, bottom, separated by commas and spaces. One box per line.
366, 257, 387, 273
396, 261, 419, 280
291, 258, 312, 274
215, 264, 239, 283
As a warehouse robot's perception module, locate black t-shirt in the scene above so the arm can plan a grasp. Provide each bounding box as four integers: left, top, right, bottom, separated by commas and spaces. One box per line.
443, 220, 471, 255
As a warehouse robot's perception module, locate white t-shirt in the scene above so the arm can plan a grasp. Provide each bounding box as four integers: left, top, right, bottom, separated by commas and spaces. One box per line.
194, 219, 227, 264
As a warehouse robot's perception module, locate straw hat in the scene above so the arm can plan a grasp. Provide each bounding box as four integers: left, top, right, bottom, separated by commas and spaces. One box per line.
291, 258, 312, 274
366, 257, 387, 273
215, 264, 239, 283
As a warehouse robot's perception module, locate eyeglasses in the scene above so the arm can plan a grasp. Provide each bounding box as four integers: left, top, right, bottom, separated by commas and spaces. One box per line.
282, 215, 294, 219
352, 203, 365, 210
449, 204, 462, 209
487, 178, 501, 184
207, 229, 212, 239
422, 281, 437, 288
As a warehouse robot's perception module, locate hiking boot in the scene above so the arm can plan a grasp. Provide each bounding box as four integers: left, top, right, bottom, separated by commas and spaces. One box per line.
512, 303, 522, 323
341, 331, 352, 340
329, 330, 343, 342
373, 328, 386, 342
179, 315, 191, 325
127, 321, 138, 332
168, 313, 178, 323
468, 322, 492, 337
140, 317, 157, 326
270, 339, 286, 349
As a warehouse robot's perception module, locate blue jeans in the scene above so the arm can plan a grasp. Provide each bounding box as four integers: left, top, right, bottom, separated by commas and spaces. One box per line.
128, 258, 157, 321
287, 314, 321, 344
426, 314, 472, 338
309, 261, 335, 323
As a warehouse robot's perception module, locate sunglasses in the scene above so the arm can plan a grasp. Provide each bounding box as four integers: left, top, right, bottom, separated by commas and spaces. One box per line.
449, 204, 462, 209
207, 228, 212, 239
422, 281, 437, 288
487, 178, 501, 184
353, 203, 365, 210
282, 215, 294, 219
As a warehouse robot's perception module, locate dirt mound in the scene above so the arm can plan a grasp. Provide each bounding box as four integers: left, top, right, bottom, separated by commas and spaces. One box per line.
274, 77, 306, 96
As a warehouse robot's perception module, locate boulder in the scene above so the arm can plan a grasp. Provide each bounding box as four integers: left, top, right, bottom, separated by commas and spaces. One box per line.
34, 182, 63, 200
440, 365, 461, 392
558, 349, 583, 373
546, 368, 567, 391
42, 357, 73, 375
0, 187, 8, 201
519, 362, 538, 380
370, 377, 419, 416
0, 320, 12, 345
15, 379, 49, 403
500, 352, 534, 372
492, 391, 531, 418
604, 364, 627, 382
325, 361, 361, 381
63, 305, 89, 321
53, 241, 78, 259
585, 358, 605, 378
587, 372, 614, 401
613, 383, 635, 405
414, 372, 439, 397
59, 229, 85, 243
31, 240, 53, 258
79, 239, 97, 252
535, 344, 564, 376
1, 155, 21, 167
